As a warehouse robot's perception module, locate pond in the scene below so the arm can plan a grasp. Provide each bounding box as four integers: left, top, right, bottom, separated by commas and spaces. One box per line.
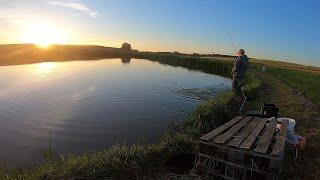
0, 58, 231, 168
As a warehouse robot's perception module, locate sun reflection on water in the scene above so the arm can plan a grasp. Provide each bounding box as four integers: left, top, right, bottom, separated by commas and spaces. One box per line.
36, 62, 57, 77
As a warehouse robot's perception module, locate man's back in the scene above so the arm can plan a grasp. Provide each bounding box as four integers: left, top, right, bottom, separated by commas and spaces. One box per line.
232, 55, 249, 79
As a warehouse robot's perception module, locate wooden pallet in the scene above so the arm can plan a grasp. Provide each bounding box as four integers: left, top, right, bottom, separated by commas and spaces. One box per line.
195, 116, 289, 180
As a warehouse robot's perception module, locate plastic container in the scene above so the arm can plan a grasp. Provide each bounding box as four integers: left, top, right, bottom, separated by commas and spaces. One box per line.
277, 118, 296, 132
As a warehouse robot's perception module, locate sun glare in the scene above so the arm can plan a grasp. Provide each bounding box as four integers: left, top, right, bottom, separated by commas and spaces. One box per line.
21, 22, 67, 48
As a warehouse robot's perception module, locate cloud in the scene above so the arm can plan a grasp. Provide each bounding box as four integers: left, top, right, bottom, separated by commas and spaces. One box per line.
49, 1, 98, 17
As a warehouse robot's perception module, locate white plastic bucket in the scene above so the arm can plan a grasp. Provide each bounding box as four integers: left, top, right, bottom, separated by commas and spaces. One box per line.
277, 118, 296, 132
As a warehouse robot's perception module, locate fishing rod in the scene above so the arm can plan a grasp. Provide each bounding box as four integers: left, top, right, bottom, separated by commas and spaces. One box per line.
226, 32, 248, 112
227, 31, 239, 54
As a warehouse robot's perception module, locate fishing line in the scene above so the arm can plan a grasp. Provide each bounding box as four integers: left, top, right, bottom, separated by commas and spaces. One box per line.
166, 80, 211, 102
141, 97, 193, 115
227, 31, 239, 54
109, 87, 194, 115
165, 80, 227, 111
138, 81, 201, 102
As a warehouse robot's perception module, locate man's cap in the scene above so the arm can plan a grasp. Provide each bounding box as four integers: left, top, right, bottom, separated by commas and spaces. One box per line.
238, 49, 245, 54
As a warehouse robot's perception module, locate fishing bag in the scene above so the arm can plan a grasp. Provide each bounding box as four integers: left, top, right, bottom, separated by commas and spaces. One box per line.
259, 103, 279, 118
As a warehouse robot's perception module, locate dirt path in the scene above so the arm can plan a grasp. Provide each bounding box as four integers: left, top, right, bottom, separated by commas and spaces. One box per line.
248, 72, 320, 179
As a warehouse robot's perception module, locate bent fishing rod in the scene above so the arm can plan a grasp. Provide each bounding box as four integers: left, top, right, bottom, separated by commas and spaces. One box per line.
227, 32, 248, 112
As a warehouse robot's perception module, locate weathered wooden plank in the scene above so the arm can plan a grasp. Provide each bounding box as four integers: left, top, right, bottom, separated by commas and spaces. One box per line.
271, 119, 289, 156
255, 118, 278, 154
228, 118, 260, 147
239, 117, 268, 149
214, 116, 252, 144
200, 116, 244, 142
200, 140, 282, 160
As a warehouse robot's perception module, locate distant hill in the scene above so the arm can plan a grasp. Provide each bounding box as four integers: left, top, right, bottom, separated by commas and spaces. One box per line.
0, 44, 130, 66
0, 44, 238, 66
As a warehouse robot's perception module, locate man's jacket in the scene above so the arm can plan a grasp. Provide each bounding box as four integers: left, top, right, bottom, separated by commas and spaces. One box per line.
232, 55, 249, 79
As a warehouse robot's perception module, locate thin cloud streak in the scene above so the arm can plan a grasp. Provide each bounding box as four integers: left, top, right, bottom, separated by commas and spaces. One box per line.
49, 1, 98, 17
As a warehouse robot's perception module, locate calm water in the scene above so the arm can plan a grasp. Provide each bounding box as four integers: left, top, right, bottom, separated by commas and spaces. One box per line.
0, 58, 231, 168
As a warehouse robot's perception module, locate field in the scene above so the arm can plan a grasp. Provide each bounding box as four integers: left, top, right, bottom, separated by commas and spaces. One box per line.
0, 47, 319, 179
263, 66, 320, 103
204, 55, 320, 105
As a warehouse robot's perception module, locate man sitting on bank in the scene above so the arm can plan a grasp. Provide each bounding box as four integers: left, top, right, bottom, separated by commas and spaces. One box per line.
231, 49, 249, 93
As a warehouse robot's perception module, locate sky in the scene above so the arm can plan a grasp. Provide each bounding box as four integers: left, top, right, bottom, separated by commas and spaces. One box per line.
0, 0, 319, 66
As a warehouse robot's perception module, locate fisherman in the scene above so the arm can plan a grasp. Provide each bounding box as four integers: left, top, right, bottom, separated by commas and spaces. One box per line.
231, 49, 249, 93
261, 64, 266, 72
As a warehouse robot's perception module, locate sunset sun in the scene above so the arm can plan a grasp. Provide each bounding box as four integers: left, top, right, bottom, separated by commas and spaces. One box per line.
21, 22, 67, 48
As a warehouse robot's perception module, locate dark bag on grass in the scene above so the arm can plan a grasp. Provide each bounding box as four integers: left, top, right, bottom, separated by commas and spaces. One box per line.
260, 103, 279, 118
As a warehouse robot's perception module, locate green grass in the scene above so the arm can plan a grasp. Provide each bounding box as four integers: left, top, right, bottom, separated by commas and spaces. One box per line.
131, 52, 234, 77
179, 91, 235, 139
4, 134, 196, 179
244, 72, 263, 98
265, 67, 320, 103
242, 57, 320, 103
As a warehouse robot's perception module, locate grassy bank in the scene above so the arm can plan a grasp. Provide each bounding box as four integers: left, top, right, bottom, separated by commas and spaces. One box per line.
245, 58, 320, 104
265, 67, 320, 103
2, 134, 195, 179
131, 52, 234, 77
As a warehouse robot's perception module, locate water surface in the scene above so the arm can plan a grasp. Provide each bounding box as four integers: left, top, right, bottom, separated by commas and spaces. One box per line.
0, 58, 231, 168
